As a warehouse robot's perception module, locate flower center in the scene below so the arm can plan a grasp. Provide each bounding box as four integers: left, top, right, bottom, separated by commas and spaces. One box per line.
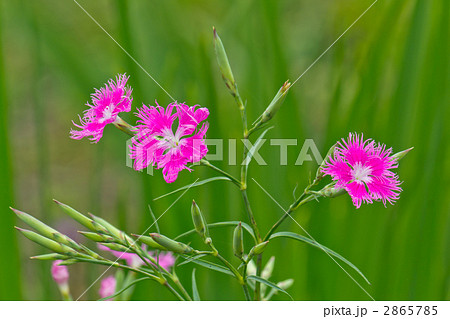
160, 128, 181, 151
102, 104, 114, 121
351, 162, 372, 184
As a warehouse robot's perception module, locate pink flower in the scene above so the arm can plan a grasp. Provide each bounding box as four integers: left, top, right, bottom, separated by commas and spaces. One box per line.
51, 260, 69, 285
99, 276, 116, 300
322, 133, 402, 208
70, 73, 133, 143
130, 101, 209, 183
99, 244, 175, 270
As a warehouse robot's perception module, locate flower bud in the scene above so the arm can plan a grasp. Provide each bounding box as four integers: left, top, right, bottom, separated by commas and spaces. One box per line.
51, 260, 69, 285
233, 222, 244, 259
260, 81, 291, 124
133, 234, 167, 250
31, 253, 68, 261
53, 199, 94, 231
149, 233, 193, 254
392, 147, 414, 162
52, 260, 72, 300
99, 276, 116, 301
248, 240, 269, 258
11, 207, 79, 249
191, 200, 207, 239
15, 227, 77, 255
78, 231, 113, 243
213, 27, 236, 95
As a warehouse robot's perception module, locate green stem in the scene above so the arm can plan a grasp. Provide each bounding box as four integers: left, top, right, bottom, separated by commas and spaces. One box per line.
200, 159, 242, 187
254, 254, 263, 301
263, 194, 315, 242
113, 116, 135, 137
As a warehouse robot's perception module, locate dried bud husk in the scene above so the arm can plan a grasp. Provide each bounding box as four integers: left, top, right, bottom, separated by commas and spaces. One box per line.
260, 81, 291, 124
277, 278, 294, 290
149, 233, 193, 254
133, 234, 167, 251
191, 200, 208, 239
53, 200, 95, 231
392, 147, 414, 162
233, 222, 244, 259
261, 256, 275, 280
16, 227, 77, 255
213, 27, 236, 95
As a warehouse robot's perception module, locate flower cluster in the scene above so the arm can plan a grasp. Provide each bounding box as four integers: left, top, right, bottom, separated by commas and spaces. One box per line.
70, 74, 209, 183
322, 133, 402, 208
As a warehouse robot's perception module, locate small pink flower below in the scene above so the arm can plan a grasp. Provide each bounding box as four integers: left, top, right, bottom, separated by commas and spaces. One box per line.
130, 101, 209, 183
70, 73, 133, 143
322, 133, 402, 208
99, 276, 116, 300
51, 260, 69, 285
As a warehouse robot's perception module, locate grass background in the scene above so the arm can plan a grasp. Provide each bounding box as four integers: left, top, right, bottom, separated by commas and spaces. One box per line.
0, 0, 448, 300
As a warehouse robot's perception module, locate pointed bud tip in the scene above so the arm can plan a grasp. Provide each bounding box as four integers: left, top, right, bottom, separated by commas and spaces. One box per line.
213, 26, 217, 37
52, 199, 61, 205
10, 207, 22, 214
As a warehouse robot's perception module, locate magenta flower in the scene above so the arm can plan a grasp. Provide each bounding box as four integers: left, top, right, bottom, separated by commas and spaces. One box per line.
70, 73, 133, 143
51, 260, 69, 285
130, 101, 209, 183
99, 276, 116, 300
322, 133, 402, 208
99, 244, 175, 270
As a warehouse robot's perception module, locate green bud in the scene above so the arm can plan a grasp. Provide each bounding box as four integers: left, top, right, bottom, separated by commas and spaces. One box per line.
58, 259, 79, 266
100, 242, 129, 252
246, 258, 257, 276
261, 256, 275, 280
191, 200, 208, 239
213, 27, 236, 95
392, 147, 414, 162
248, 241, 269, 258
79, 244, 101, 259
233, 222, 244, 259
11, 207, 80, 249
89, 214, 126, 242
261, 80, 291, 124
133, 234, 167, 251
149, 233, 193, 254
78, 231, 113, 243
30, 253, 69, 261
16, 227, 77, 255
53, 200, 94, 231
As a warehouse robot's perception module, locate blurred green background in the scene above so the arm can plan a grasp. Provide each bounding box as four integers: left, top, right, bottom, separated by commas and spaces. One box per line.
1, 0, 448, 300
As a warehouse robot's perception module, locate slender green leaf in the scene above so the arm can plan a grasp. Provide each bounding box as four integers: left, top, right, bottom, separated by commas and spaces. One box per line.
243, 126, 273, 168
247, 275, 292, 300
153, 177, 232, 201
270, 232, 370, 284
192, 268, 200, 301
177, 254, 208, 267
175, 221, 255, 241
179, 256, 234, 277
97, 277, 151, 301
